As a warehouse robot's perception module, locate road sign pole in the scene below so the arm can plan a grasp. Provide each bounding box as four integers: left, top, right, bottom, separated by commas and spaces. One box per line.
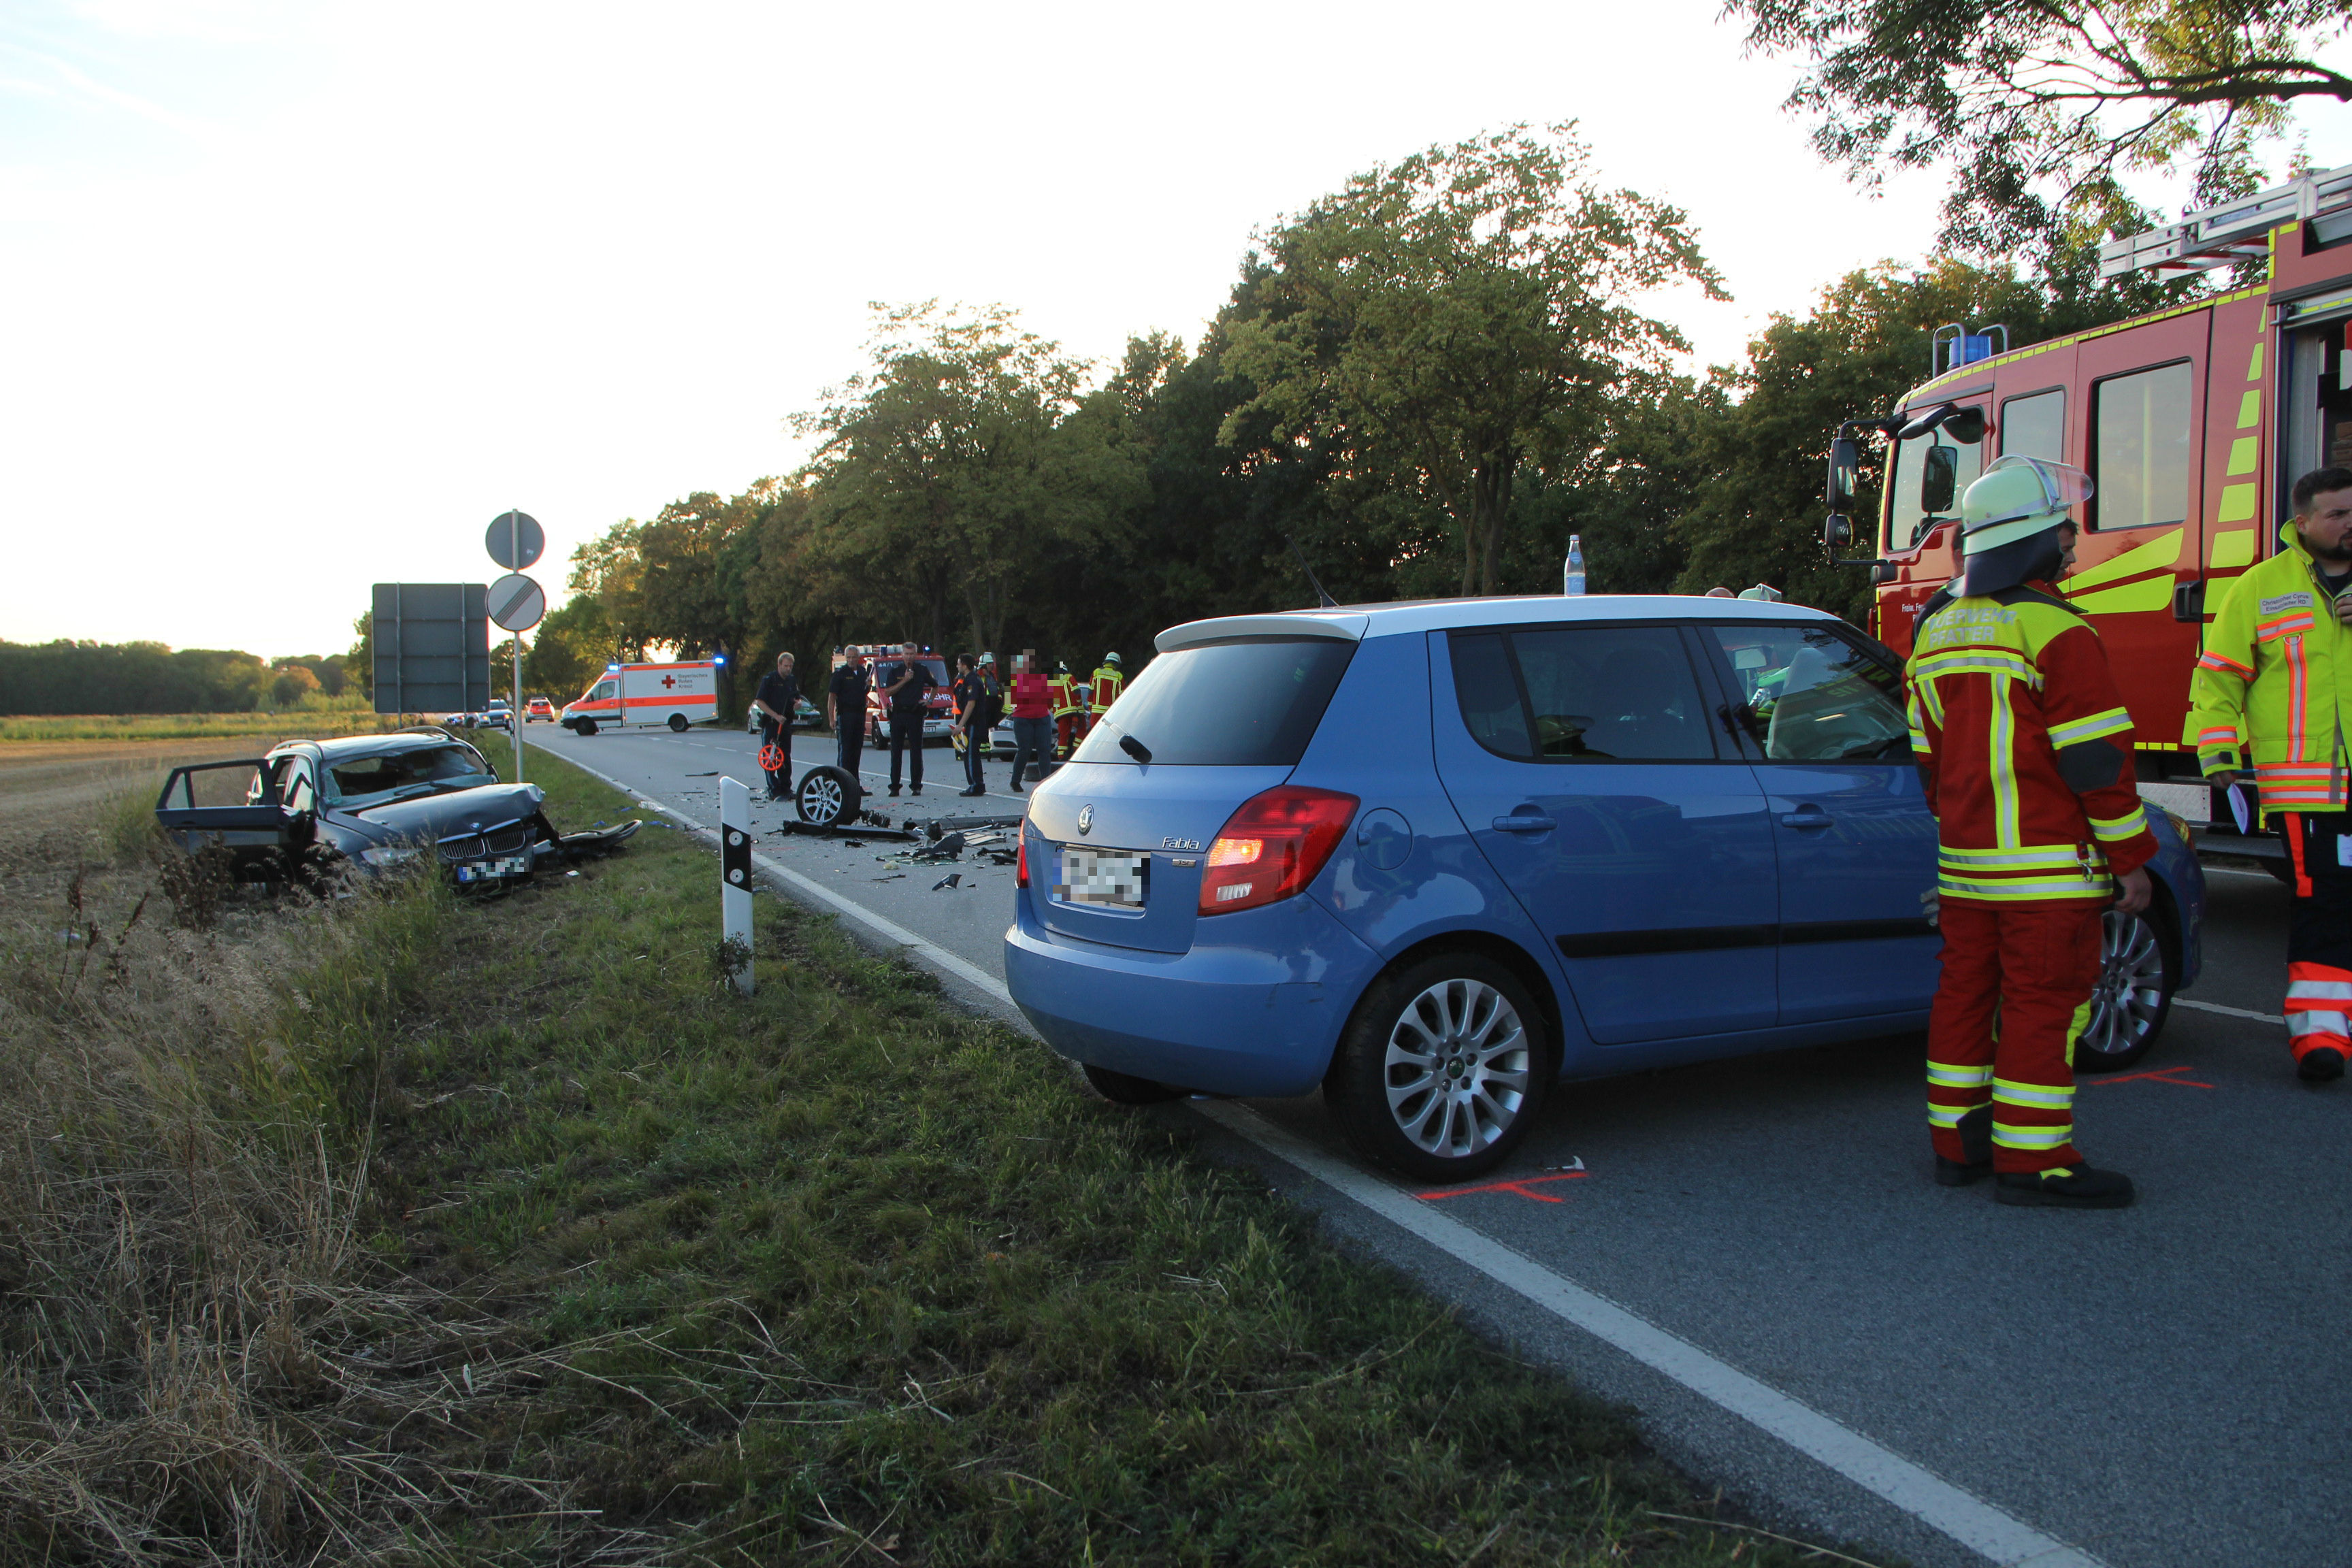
719, 777, 755, 995
510, 510, 523, 783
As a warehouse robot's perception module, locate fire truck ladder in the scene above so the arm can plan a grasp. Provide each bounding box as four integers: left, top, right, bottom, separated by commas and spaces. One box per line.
2101, 162, 2352, 278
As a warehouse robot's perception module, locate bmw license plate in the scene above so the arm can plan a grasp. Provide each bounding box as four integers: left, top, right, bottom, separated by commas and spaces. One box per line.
455, 856, 530, 883
1056, 847, 1147, 909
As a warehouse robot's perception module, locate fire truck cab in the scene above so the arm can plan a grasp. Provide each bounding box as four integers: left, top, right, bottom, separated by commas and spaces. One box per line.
835, 645, 955, 745
1835, 163, 2352, 858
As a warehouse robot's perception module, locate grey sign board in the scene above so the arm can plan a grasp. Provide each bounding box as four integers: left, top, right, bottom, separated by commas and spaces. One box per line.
372, 583, 491, 714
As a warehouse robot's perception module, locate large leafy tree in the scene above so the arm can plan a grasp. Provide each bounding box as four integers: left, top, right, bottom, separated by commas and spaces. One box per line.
1728, 0, 2352, 252
1671, 250, 2184, 615
791, 302, 1143, 655
1218, 124, 1722, 596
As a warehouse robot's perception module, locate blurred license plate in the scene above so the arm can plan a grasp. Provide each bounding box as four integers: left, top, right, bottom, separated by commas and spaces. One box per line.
455, 856, 529, 883
1056, 847, 1146, 909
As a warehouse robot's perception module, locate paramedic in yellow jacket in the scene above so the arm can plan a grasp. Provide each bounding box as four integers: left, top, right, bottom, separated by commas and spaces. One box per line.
2188, 466, 2352, 1082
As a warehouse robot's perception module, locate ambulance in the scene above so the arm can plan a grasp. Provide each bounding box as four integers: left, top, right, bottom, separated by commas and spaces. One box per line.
560, 660, 720, 735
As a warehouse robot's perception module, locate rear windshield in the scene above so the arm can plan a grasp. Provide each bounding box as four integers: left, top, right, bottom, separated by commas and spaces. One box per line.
326, 745, 495, 806
1072, 638, 1355, 766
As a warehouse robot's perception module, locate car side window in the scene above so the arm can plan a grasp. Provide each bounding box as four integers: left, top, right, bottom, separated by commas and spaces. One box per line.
1705, 625, 1910, 762
1449, 633, 1534, 758
1512, 625, 1715, 760
281, 762, 316, 813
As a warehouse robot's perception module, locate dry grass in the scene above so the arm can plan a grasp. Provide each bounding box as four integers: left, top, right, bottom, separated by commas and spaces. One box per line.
0, 794, 566, 1564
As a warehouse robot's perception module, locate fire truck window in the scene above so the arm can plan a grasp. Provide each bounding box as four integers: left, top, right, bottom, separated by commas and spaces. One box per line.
2092, 363, 2192, 529
1886, 419, 1982, 549
1508, 625, 1716, 761
1999, 389, 2065, 461
1705, 625, 1910, 762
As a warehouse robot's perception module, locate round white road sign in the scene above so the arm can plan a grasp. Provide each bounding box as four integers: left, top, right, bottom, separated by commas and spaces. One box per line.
488, 572, 546, 632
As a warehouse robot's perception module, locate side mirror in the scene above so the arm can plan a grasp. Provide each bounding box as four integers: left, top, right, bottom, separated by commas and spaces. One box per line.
1823, 513, 1853, 550
1943, 407, 1987, 444
1921, 445, 1959, 514
1826, 437, 1861, 510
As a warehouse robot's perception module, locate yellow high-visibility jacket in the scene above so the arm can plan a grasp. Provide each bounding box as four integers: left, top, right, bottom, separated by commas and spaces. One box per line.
1090, 665, 1124, 713
2187, 524, 2352, 816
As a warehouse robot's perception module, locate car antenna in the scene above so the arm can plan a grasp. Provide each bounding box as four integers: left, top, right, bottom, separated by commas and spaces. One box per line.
1286, 536, 1339, 608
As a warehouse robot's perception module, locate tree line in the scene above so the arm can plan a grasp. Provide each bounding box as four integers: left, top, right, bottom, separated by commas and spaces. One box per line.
483, 125, 2187, 715
0, 642, 355, 716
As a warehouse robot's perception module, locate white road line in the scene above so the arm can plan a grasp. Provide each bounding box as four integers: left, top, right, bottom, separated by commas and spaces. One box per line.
2176, 996, 2285, 1024
1196, 1101, 2106, 1568
529, 737, 2110, 1568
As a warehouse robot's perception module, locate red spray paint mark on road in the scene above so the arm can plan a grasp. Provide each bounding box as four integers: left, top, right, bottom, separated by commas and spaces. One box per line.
2085, 1064, 2216, 1090
1416, 1171, 1590, 1204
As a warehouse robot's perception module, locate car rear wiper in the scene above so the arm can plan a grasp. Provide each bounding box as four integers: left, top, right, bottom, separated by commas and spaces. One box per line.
1119, 734, 1152, 764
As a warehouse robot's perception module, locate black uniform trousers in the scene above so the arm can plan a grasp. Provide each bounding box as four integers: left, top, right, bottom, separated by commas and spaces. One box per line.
836, 714, 864, 778
888, 710, 925, 790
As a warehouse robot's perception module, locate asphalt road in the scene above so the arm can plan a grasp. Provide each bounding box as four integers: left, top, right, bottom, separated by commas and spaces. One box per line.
528, 721, 2347, 1568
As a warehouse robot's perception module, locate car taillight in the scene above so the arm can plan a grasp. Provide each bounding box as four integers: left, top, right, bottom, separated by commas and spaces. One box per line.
1017, 836, 1028, 887
1198, 787, 1358, 916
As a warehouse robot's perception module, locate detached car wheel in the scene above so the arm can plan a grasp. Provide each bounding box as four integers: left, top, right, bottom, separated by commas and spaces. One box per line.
1081, 1062, 1188, 1105
1326, 953, 1549, 1181
795, 765, 863, 828
2074, 904, 2176, 1073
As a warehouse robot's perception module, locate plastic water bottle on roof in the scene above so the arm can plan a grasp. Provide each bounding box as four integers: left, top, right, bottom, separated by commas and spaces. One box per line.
1563, 535, 1586, 596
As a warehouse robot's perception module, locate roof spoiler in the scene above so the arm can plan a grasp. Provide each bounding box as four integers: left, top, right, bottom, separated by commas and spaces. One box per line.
1154, 612, 1371, 653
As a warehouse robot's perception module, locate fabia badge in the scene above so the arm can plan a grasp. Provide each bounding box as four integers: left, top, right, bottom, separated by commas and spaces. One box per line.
1077, 804, 1094, 836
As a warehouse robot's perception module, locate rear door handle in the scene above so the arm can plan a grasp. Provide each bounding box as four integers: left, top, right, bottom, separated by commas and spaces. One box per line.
1492, 814, 1556, 833
1779, 809, 1834, 829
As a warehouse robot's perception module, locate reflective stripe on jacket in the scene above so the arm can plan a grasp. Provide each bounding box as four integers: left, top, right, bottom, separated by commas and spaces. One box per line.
2187, 525, 2352, 816
1047, 675, 1080, 717
1905, 582, 2159, 902
1090, 666, 1123, 711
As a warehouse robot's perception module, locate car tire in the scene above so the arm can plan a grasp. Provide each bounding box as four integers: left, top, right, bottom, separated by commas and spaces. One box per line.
1325, 953, 1550, 1182
668, 714, 689, 733
795, 765, 863, 828
1081, 1062, 1188, 1105
2074, 902, 2177, 1073
576, 719, 598, 736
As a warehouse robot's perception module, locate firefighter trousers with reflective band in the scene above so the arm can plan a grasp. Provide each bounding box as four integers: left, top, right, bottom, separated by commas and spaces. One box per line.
2279, 811, 2352, 1066
1926, 900, 2100, 1174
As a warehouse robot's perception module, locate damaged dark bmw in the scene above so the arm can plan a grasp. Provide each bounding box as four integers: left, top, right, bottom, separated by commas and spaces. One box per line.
154, 730, 638, 886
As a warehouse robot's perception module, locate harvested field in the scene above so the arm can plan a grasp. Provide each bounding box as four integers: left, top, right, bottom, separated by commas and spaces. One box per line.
0, 740, 267, 881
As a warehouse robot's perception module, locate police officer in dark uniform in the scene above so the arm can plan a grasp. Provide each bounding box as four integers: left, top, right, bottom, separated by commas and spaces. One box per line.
880, 641, 936, 797
826, 649, 871, 779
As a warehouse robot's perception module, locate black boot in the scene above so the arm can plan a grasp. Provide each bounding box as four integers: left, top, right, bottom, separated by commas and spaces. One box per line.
2298, 1046, 2346, 1083
1995, 1164, 2136, 1209
1935, 1106, 1994, 1187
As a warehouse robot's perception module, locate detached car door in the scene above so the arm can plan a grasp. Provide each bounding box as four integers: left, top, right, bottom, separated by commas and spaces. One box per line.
1432, 622, 1778, 1045
1699, 619, 1940, 1024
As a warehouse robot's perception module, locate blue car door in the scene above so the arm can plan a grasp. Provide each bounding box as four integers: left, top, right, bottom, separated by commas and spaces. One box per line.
1697, 620, 1941, 1025
1432, 623, 1778, 1046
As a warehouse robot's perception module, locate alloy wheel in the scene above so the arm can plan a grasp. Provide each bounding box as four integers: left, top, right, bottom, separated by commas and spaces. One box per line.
1383, 977, 1533, 1158
2077, 907, 2170, 1068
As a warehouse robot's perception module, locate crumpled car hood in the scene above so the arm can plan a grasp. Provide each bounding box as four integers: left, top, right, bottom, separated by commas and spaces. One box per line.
333, 783, 548, 847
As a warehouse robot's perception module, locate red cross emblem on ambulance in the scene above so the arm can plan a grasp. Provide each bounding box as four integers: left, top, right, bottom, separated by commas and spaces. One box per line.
662, 674, 678, 689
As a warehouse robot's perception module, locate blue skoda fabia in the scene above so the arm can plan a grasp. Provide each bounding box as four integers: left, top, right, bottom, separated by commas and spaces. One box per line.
1003, 597, 2205, 1182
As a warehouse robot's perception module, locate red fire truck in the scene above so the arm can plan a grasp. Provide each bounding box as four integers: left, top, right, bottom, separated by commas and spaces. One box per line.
1830, 163, 2352, 856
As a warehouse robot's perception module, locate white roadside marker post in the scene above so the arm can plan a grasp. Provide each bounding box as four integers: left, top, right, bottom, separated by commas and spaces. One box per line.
719, 775, 755, 995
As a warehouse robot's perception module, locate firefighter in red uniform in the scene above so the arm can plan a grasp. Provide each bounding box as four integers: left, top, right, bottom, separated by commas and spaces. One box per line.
1905, 456, 2158, 1209
1049, 660, 1082, 757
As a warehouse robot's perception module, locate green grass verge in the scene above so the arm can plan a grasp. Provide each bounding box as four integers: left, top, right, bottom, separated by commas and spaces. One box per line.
0, 709, 407, 742
332, 753, 1840, 1566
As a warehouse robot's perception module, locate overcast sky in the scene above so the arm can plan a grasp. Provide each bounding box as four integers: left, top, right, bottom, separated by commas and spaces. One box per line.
7, 0, 2349, 661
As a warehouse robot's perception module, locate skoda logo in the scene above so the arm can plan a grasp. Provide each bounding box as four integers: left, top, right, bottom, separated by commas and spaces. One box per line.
1077, 804, 1094, 836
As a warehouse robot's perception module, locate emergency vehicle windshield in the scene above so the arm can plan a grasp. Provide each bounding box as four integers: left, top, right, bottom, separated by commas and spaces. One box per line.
1885, 425, 1984, 551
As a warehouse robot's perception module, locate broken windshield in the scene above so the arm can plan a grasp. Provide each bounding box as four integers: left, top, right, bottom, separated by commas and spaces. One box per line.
326, 745, 495, 807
